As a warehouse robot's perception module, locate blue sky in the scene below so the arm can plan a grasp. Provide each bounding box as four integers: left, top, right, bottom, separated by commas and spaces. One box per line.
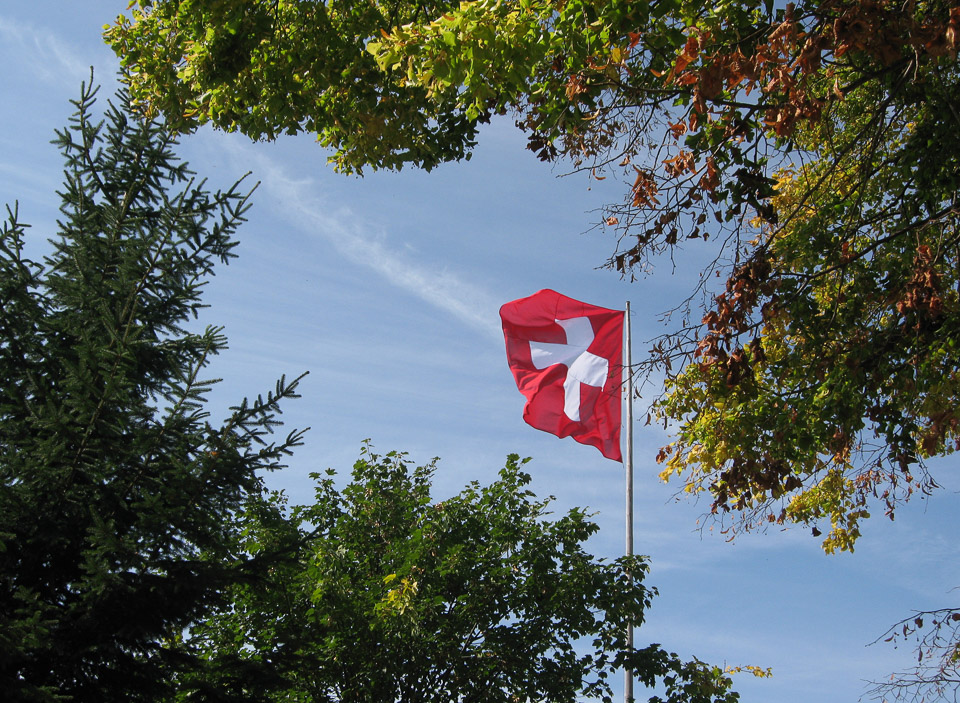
3, 3, 959, 701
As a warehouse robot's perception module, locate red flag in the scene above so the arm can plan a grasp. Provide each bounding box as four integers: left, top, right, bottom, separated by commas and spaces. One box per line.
500, 289, 624, 461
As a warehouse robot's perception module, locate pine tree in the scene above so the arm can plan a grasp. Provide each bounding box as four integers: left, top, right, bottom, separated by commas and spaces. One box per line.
0, 79, 305, 702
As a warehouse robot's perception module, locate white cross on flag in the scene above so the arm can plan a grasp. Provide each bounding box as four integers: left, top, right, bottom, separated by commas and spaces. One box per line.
500, 289, 624, 461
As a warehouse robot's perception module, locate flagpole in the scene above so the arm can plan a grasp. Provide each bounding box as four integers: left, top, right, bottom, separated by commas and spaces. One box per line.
623, 301, 634, 703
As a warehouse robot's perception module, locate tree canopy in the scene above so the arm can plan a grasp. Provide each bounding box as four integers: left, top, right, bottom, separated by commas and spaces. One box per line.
0, 78, 306, 701
177, 446, 745, 702
108, 0, 960, 550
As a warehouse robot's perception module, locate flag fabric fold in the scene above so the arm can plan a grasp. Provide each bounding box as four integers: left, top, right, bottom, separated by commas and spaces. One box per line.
500, 289, 624, 462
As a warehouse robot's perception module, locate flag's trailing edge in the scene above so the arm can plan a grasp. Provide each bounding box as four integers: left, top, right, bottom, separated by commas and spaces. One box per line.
500, 289, 625, 462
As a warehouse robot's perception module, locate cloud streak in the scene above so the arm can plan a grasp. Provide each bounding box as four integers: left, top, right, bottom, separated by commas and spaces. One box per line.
222, 139, 504, 340
0, 14, 118, 91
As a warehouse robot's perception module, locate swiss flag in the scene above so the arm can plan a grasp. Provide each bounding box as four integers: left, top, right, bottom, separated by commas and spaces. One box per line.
500, 289, 624, 462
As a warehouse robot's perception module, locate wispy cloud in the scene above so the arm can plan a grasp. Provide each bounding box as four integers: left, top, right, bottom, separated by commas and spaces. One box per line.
221, 139, 504, 339
0, 14, 118, 91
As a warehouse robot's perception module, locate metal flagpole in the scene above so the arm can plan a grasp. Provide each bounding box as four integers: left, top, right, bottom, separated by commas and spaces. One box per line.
623, 301, 634, 703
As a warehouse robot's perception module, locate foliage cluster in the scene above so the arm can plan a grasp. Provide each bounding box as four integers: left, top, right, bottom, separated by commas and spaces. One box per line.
106, 0, 480, 172
180, 447, 742, 703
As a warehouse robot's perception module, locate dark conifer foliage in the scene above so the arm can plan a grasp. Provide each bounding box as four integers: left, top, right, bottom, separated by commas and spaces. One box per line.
0, 80, 306, 702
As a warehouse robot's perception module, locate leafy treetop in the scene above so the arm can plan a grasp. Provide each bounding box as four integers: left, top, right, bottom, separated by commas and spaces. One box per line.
176, 445, 748, 703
